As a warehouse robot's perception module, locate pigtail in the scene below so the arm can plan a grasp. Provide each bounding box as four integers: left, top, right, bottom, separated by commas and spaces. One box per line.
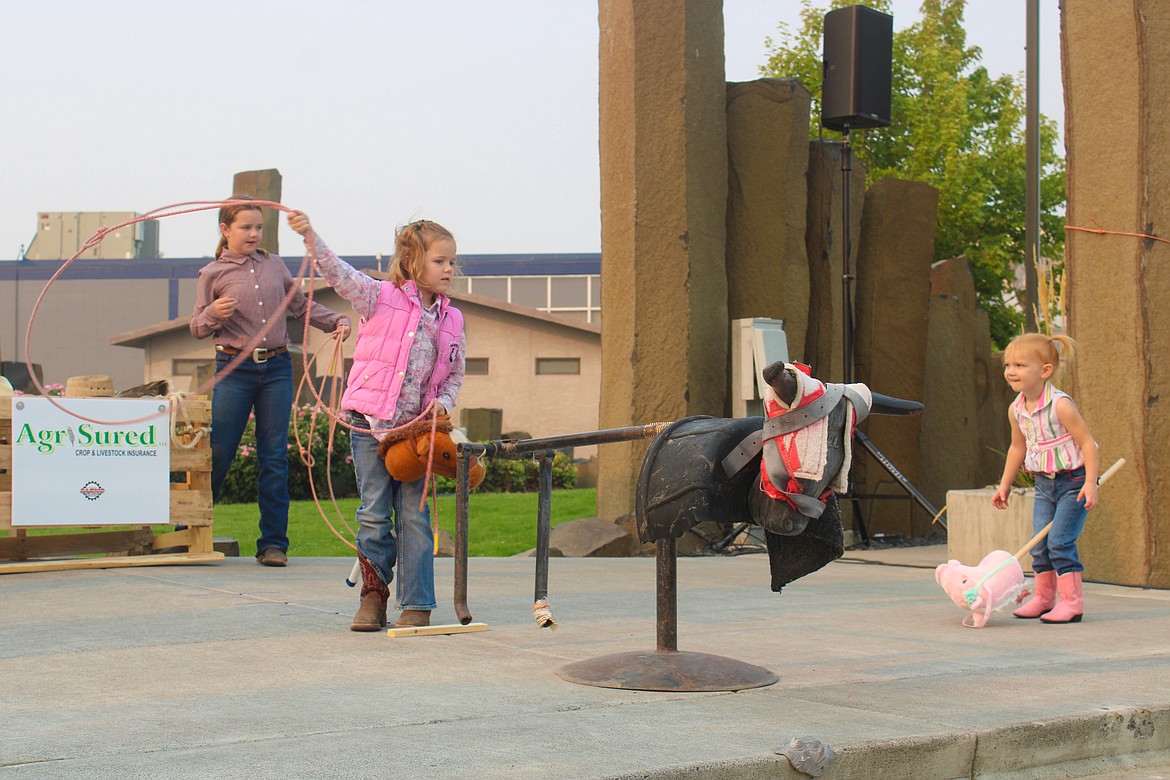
1048, 334, 1077, 385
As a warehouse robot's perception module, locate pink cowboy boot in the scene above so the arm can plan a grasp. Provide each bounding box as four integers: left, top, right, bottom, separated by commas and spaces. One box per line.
1041, 571, 1084, 624
1013, 570, 1057, 619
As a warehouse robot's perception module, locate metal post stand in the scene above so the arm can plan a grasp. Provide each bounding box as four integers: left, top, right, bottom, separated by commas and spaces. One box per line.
555, 537, 777, 692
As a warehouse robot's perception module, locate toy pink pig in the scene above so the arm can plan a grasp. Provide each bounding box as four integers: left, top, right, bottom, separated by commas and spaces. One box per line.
935, 550, 1025, 628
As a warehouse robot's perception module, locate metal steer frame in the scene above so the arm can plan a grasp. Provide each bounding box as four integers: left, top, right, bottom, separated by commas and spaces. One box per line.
454, 422, 778, 692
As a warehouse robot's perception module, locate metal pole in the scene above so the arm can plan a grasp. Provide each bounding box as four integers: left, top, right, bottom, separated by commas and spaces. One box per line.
855, 430, 942, 525
841, 128, 854, 384
534, 451, 554, 604
458, 422, 669, 459
454, 449, 472, 625
1024, 0, 1041, 332
655, 537, 677, 653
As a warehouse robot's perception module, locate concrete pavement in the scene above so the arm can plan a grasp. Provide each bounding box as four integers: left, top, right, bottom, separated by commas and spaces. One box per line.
4, 545, 1170, 779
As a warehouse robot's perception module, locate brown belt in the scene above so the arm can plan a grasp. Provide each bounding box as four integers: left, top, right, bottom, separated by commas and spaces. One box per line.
215, 344, 288, 363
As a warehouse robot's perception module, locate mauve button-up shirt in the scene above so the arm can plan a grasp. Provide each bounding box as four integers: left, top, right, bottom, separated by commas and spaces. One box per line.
189, 249, 349, 350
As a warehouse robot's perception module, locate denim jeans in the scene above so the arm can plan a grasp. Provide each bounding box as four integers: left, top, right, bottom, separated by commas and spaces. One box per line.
349, 412, 436, 611
210, 351, 293, 555
1029, 465, 1089, 575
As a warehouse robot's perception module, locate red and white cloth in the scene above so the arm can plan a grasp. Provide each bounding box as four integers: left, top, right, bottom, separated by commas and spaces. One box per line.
760, 365, 871, 501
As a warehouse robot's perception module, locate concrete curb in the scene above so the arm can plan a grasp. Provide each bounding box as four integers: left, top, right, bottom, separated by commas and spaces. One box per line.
609, 705, 1170, 779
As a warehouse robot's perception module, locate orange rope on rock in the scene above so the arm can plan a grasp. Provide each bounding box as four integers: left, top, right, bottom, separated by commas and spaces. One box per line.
1065, 219, 1170, 245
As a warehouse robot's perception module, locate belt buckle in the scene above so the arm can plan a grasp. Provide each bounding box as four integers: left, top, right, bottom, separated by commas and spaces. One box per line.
252, 347, 269, 364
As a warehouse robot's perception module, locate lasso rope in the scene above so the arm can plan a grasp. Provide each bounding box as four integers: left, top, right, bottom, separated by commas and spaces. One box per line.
22, 198, 449, 558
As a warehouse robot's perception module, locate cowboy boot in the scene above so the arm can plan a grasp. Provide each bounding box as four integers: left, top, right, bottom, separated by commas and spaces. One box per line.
392, 609, 431, 628
1013, 570, 1057, 619
1041, 571, 1084, 624
351, 555, 390, 632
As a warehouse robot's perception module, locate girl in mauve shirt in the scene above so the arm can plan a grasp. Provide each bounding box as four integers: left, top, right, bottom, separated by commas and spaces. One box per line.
191, 200, 350, 567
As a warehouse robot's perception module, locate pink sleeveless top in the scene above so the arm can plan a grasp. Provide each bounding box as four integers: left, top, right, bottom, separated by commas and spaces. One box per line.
1013, 381, 1085, 475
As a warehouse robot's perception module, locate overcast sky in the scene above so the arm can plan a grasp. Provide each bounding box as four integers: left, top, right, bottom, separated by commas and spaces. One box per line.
1, 0, 1062, 261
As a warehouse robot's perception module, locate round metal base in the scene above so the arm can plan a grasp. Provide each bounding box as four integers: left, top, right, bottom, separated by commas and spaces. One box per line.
556, 649, 778, 692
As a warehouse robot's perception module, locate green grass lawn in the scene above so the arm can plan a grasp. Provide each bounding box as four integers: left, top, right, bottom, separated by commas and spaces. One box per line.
215, 488, 599, 558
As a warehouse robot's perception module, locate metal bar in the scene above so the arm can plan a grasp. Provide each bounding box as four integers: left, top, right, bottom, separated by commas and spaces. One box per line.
535, 451, 554, 603
656, 537, 677, 653
458, 422, 670, 459
454, 449, 473, 625
1024, 0, 1041, 332
854, 430, 942, 525
841, 128, 855, 384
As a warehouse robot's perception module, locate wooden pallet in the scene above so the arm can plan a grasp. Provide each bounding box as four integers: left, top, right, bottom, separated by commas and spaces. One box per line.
0, 397, 223, 574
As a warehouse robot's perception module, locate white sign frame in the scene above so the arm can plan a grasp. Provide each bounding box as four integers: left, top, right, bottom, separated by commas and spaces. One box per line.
11, 397, 172, 527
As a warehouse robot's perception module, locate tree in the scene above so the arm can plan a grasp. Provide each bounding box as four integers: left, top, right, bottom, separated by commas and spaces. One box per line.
761, 0, 1065, 347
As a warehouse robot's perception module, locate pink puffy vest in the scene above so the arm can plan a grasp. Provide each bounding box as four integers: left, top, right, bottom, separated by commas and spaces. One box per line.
341, 280, 464, 421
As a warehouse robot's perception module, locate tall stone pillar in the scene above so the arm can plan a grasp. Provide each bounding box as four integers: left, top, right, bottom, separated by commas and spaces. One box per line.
1063, 1, 1170, 586
597, 0, 729, 519
920, 257, 980, 534
231, 169, 282, 256
725, 78, 811, 382
851, 178, 937, 536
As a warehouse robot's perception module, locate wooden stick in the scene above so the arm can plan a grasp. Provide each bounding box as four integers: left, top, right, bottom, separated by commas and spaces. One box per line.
386, 622, 489, 638
1012, 458, 1126, 561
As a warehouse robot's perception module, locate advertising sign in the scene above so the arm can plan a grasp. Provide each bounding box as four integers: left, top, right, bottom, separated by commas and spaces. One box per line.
11, 397, 171, 526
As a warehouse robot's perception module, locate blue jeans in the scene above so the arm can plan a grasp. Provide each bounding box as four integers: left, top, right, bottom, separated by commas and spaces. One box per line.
349, 412, 436, 611
1030, 465, 1089, 575
210, 351, 293, 555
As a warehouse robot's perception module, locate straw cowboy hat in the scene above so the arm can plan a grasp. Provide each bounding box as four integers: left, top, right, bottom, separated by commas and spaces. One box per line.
64, 374, 116, 398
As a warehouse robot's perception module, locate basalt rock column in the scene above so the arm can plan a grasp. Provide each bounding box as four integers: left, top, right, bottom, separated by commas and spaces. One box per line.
231, 169, 282, 256
1063, 0, 1170, 586
852, 178, 936, 536
804, 140, 865, 379
597, 0, 729, 519
725, 79, 811, 378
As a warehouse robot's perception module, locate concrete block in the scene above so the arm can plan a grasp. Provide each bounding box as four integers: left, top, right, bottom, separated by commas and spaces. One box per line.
945, 488, 1034, 572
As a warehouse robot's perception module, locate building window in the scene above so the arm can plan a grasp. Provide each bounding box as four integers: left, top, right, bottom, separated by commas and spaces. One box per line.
536, 357, 580, 375
172, 358, 211, 377
466, 357, 489, 375
511, 277, 549, 308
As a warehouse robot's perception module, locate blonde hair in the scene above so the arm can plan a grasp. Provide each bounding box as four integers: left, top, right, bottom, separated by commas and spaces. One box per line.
1003, 332, 1077, 382
388, 219, 455, 287
215, 198, 267, 259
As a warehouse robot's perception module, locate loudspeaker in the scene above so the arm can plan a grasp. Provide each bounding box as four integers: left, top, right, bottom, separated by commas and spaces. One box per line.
821, 5, 893, 131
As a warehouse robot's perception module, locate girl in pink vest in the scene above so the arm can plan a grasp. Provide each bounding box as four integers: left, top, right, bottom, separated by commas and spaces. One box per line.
289, 210, 465, 632
992, 333, 1099, 623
